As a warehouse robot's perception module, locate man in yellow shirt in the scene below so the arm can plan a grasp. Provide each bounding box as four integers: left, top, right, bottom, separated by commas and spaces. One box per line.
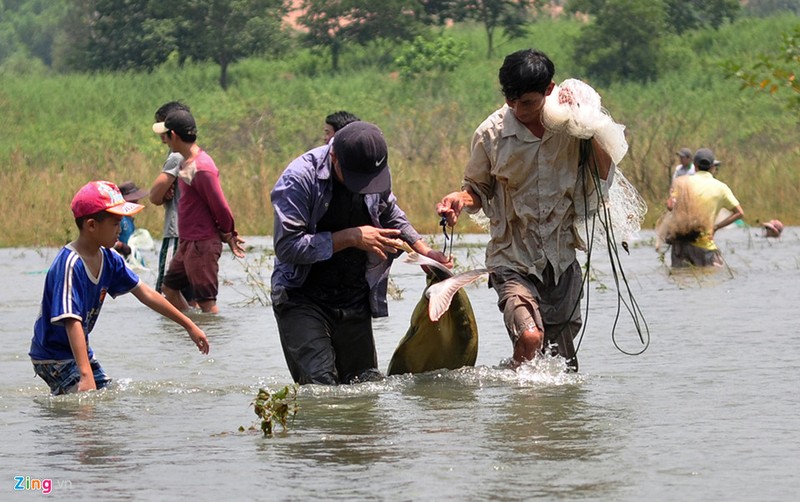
665, 148, 744, 267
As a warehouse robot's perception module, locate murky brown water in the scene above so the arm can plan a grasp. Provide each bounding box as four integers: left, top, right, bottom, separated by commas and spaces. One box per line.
2, 226, 798, 500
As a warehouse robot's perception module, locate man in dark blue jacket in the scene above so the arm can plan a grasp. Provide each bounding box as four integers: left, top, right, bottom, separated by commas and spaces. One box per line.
270, 121, 450, 385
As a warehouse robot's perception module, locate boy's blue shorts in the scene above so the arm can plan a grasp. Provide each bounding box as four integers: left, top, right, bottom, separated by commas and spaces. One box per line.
31, 358, 112, 395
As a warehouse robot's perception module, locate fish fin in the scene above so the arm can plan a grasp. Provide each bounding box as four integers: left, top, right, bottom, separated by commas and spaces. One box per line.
402, 252, 453, 278
426, 269, 488, 321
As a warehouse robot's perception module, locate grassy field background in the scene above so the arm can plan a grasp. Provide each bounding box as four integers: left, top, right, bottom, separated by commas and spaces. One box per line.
1, 17, 797, 247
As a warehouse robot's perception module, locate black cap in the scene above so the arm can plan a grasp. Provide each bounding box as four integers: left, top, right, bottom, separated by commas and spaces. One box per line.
694, 148, 715, 168
152, 109, 197, 136
676, 147, 692, 158
332, 121, 391, 194
118, 181, 149, 202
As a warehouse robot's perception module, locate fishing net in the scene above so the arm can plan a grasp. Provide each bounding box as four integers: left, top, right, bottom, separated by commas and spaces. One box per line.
542, 78, 628, 165
577, 166, 648, 247
654, 175, 712, 251
470, 168, 647, 247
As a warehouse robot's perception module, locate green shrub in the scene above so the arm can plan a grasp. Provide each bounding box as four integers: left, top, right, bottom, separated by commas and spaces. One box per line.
394, 35, 467, 78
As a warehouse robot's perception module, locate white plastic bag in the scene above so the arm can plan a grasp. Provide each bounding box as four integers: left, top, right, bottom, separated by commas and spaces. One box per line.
125, 228, 154, 270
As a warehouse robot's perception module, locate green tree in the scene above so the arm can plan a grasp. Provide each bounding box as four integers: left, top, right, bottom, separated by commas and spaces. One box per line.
724, 24, 800, 111
470, 0, 532, 58
567, 0, 739, 35
427, 0, 532, 58
48, 0, 288, 88
573, 0, 667, 85
298, 0, 423, 72
744, 0, 800, 17
0, 0, 70, 68
175, 0, 291, 89
418, 0, 460, 26
50, 0, 95, 72
564, 0, 604, 15
0, 19, 20, 65
665, 0, 739, 35
74, 0, 176, 72
6, 0, 69, 66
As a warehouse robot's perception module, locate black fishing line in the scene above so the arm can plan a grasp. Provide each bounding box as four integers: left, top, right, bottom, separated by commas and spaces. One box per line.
440, 215, 453, 261
570, 140, 650, 357
553, 140, 597, 357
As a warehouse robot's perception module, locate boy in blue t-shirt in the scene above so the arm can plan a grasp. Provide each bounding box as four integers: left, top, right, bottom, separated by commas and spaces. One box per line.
29, 181, 210, 395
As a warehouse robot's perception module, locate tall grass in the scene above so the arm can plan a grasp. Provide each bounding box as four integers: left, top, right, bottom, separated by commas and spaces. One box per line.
1, 16, 797, 247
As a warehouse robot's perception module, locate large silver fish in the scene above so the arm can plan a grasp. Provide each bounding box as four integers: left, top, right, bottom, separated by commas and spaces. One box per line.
386, 253, 487, 376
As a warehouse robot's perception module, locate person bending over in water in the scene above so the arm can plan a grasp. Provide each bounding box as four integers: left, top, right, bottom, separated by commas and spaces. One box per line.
271, 121, 450, 385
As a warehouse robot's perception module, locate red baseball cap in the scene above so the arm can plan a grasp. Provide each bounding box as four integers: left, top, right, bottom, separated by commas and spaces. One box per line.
71, 181, 145, 219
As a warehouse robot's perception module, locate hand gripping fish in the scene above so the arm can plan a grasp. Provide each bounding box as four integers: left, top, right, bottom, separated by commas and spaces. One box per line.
386, 251, 487, 376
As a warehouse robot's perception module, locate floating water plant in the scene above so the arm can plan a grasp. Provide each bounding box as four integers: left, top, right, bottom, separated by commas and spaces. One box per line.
250, 385, 299, 437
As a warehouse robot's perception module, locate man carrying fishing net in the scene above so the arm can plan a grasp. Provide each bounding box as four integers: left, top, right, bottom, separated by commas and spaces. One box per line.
436, 48, 626, 372
661, 148, 744, 268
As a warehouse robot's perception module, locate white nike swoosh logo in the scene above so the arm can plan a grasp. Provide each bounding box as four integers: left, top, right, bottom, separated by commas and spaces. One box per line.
375, 156, 386, 167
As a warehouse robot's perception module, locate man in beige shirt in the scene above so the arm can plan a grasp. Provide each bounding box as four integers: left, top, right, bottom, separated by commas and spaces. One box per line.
437, 48, 613, 371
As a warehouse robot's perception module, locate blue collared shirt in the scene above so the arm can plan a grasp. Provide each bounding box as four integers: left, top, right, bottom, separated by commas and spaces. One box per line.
270, 145, 421, 317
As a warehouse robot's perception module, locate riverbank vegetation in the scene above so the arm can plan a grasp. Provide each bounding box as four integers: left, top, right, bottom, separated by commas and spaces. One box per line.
1, 7, 798, 247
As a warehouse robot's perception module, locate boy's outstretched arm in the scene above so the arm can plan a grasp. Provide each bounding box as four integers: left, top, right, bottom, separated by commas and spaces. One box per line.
131, 283, 210, 354
64, 318, 97, 392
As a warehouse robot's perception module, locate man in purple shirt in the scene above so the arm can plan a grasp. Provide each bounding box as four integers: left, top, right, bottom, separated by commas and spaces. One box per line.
271, 121, 450, 385
153, 110, 246, 313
